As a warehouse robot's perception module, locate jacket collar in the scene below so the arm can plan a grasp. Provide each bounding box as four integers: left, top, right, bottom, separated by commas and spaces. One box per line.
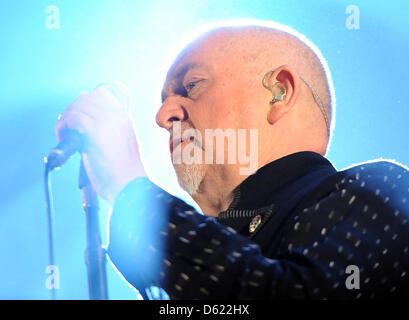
227, 151, 336, 210
217, 152, 337, 234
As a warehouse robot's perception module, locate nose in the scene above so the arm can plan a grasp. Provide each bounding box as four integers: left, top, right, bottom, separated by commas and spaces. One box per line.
156, 96, 188, 130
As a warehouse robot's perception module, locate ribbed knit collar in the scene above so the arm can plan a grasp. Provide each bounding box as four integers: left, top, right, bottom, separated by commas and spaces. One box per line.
217, 151, 337, 234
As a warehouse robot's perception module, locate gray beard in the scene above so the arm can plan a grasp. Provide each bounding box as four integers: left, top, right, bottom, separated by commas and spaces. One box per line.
174, 163, 205, 196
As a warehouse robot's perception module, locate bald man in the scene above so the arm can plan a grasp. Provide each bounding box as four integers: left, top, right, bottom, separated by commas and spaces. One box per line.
56, 22, 409, 299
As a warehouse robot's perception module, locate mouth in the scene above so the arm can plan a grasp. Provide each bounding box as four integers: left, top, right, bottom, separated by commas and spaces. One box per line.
170, 136, 195, 154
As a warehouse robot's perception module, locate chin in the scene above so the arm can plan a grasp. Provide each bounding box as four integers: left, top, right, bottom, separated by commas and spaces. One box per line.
174, 163, 206, 196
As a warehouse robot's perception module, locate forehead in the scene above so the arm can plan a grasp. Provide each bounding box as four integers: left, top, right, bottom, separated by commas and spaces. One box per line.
161, 43, 219, 102
161, 30, 247, 101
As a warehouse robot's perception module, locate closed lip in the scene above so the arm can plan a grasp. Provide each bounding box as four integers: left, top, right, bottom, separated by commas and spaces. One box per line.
170, 136, 194, 153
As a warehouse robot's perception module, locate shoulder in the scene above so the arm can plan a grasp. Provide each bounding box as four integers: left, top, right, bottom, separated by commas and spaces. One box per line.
341, 158, 409, 182
278, 158, 409, 252
337, 159, 409, 214
281, 158, 409, 246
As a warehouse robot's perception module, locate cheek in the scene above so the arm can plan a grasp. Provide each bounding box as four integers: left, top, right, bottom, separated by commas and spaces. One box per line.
189, 80, 241, 131
206, 90, 238, 129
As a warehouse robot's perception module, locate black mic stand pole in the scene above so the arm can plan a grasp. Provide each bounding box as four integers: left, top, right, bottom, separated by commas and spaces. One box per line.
79, 160, 109, 300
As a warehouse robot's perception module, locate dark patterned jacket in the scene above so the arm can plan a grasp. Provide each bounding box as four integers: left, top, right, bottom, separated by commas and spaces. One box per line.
107, 152, 409, 299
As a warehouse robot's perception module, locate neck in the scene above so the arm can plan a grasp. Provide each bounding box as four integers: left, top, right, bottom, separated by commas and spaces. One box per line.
191, 140, 325, 216
192, 164, 249, 216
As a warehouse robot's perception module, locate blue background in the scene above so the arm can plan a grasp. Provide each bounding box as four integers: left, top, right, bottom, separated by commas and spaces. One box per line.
0, 0, 408, 299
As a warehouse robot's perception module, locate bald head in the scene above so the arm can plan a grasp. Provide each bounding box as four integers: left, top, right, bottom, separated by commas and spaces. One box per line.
165, 23, 334, 147
212, 26, 333, 129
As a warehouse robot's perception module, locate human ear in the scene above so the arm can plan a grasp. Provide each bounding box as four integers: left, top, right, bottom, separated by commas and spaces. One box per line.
264, 65, 300, 125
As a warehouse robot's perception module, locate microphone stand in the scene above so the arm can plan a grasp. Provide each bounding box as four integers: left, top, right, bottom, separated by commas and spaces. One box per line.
79, 160, 109, 300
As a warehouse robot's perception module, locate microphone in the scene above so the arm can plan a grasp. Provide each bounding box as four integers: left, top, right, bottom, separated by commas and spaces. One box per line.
45, 82, 132, 171
45, 130, 82, 171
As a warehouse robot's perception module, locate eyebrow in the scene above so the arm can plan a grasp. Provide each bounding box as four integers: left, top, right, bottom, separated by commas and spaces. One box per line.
161, 62, 204, 103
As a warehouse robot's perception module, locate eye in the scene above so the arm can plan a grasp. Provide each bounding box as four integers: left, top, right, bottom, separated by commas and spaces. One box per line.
184, 80, 202, 93
186, 82, 196, 90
